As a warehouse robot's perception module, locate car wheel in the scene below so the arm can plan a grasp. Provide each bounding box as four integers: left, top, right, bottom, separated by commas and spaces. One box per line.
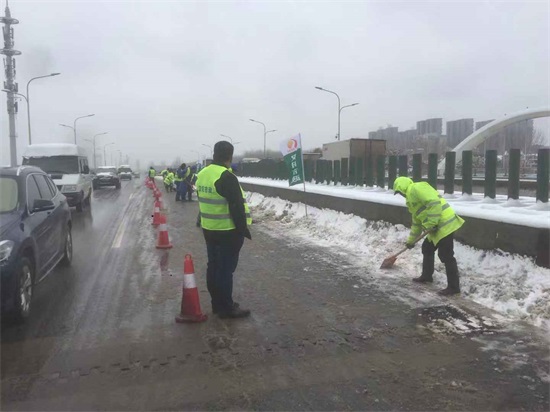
13, 257, 33, 322
84, 190, 91, 206
61, 227, 73, 266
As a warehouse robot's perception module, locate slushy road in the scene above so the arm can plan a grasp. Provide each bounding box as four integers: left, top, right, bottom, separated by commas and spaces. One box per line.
2, 178, 548, 410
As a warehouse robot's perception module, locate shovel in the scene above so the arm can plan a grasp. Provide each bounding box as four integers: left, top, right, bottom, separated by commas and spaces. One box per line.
380, 231, 429, 269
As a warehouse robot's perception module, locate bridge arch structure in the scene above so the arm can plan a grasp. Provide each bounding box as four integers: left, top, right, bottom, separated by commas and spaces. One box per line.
437, 107, 550, 172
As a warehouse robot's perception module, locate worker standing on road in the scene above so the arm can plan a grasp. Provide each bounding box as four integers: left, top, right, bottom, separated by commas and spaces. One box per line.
176, 163, 190, 202
393, 176, 464, 296
148, 166, 156, 177
175, 163, 187, 201
164, 168, 174, 192
184, 165, 197, 201
196, 141, 252, 318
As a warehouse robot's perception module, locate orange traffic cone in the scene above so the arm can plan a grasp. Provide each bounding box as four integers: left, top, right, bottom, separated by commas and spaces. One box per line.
156, 214, 173, 249
158, 195, 166, 211
152, 201, 162, 226
176, 254, 208, 323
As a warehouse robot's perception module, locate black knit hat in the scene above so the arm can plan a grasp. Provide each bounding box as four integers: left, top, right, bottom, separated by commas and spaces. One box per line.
214, 141, 234, 163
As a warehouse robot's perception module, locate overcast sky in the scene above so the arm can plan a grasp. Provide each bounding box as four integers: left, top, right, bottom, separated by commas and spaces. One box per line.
1, 0, 549, 167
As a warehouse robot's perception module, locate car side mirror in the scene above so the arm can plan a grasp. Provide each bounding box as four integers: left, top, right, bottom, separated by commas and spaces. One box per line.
83, 166, 90, 174
32, 199, 55, 213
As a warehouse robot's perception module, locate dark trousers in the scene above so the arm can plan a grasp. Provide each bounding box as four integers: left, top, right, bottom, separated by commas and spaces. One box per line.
175, 181, 185, 200
422, 233, 460, 291
206, 236, 244, 313
185, 182, 193, 201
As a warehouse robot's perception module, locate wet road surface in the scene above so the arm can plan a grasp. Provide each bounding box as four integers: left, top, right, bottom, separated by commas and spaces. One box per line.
1, 178, 548, 410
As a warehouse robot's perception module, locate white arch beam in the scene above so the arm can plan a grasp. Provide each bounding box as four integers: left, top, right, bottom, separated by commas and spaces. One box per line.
437, 107, 550, 172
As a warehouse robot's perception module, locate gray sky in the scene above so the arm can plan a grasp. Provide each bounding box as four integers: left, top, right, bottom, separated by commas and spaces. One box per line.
1, 0, 549, 167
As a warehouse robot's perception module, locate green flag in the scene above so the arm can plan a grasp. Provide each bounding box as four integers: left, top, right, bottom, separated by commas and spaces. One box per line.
280, 134, 305, 186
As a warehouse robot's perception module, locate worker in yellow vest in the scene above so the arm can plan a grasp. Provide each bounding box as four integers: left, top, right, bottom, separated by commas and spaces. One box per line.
393, 177, 464, 295
196, 141, 252, 318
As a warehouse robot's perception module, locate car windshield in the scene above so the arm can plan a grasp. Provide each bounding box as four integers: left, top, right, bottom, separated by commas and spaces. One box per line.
23, 156, 80, 174
118, 167, 131, 173
98, 168, 117, 174
0, 177, 18, 213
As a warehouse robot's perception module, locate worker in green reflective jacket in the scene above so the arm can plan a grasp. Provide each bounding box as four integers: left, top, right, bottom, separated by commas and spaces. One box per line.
393, 177, 465, 296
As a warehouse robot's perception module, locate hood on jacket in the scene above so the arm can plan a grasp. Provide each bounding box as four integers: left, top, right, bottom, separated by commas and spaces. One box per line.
393, 176, 414, 196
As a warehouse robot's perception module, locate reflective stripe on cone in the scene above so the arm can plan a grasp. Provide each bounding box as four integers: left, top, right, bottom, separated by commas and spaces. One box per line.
176, 254, 207, 323
156, 215, 172, 249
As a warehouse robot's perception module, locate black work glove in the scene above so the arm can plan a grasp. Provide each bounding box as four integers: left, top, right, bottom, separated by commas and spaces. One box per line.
427, 226, 438, 234
405, 242, 415, 249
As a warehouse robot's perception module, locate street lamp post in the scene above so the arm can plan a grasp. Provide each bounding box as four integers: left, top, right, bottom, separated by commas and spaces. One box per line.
92, 132, 108, 170
73, 114, 95, 144
103, 142, 115, 166
26, 73, 60, 145
220, 134, 240, 145
249, 119, 276, 158
59, 123, 75, 138
315, 86, 359, 141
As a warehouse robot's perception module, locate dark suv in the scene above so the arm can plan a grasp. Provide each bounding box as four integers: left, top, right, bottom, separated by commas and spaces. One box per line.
93, 166, 121, 190
0, 166, 72, 322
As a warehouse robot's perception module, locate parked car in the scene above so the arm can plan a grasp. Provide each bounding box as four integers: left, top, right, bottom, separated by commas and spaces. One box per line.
117, 165, 133, 180
93, 166, 121, 189
22, 143, 93, 212
0, 166, 72, 322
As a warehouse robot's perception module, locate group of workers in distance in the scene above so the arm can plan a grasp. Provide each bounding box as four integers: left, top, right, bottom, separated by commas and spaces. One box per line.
147, 164, 198, 202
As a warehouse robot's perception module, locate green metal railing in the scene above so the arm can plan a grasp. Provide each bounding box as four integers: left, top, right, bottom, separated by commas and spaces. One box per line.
239, 150, 549, 204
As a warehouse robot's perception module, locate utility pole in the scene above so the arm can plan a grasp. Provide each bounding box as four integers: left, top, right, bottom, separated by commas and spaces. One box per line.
1, 0, 21, 166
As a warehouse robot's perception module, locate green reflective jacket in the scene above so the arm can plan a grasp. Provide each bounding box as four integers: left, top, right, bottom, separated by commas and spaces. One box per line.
164, 172, 175, 185
196, 164, 252, 231
148, 169, 156, 177
394, 177, 464, 246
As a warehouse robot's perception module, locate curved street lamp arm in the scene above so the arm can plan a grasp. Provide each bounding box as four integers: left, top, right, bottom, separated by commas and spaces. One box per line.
340, 103, 359, 112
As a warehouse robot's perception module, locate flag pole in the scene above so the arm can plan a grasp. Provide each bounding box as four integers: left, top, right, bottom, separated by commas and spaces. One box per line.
299, 134, 308, 217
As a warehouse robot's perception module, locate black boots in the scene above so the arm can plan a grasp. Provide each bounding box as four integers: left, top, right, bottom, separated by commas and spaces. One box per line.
438, 287, 460, 296
416, 256, 461, 295
413, 276, 433, 283
441, 259, 460, 295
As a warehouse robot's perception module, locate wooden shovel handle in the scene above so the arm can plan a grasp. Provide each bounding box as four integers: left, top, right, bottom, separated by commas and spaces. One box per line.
390, 231, 429, 259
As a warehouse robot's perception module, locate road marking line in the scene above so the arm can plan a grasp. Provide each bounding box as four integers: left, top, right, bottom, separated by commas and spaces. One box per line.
112, 213, 130, 249
112, 193, 137, 249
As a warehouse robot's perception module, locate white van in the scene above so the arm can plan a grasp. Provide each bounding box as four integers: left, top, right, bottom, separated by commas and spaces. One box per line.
22, 143, 93, 212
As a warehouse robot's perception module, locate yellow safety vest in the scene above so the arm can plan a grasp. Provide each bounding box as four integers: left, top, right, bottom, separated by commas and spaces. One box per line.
196, 164, 252, 231
394, 177, 464, 245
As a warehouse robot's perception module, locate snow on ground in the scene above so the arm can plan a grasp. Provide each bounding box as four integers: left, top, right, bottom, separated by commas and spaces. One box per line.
247, 192, 550, 330
241, 177, 550, 229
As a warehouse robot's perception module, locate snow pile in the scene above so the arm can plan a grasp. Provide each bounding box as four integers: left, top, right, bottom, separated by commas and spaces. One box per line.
248, 193, 550, 329
241, 177, 550, 229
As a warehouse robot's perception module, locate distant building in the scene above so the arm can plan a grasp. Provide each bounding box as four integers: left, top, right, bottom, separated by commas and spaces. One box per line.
475, 119, 534, 153
398, 129, 418, 152
446, 118, 474, 148
476, 120, 494, 130
416, 118, 442, 136
369, 126, 400, 152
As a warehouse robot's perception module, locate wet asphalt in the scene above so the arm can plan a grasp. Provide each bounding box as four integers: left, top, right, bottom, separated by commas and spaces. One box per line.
1, 177, 549, 411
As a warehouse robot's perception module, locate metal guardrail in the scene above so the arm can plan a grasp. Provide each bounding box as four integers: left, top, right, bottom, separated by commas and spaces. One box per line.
240, 148, 550, 202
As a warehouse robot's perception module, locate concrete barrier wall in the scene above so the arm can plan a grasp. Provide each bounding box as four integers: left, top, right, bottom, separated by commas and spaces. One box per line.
242, 182, 550, 268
